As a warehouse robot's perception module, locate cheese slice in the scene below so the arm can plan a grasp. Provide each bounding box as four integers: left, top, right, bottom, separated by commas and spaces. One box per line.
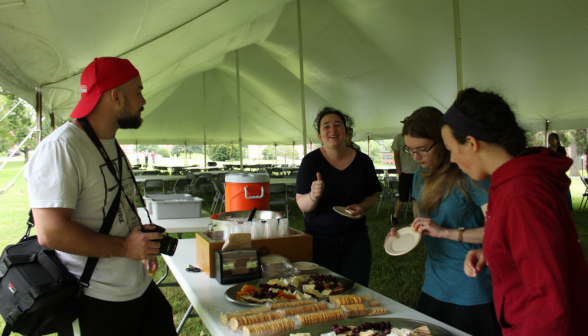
321, 289, 332, 296
302, 284, 315, 292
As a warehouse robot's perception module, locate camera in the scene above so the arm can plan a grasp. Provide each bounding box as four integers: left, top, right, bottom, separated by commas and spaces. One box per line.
150, 224, 178, 256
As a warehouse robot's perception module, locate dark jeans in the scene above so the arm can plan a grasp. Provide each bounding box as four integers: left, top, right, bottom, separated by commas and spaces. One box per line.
60, 281, 176, 336
417, 292, 502, 336
311, 230, 372, 287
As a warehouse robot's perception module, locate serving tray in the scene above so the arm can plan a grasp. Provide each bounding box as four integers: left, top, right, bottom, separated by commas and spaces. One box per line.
278, 317, 453, 336
225, 275, 356, 307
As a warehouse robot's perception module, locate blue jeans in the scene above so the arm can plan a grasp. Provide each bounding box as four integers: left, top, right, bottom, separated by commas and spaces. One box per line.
311, 230, 372, 287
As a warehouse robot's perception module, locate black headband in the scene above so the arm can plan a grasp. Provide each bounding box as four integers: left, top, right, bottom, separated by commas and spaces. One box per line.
443, 104, 498, 143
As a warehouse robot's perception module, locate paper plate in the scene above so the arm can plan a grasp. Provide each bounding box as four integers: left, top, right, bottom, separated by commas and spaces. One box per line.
385, 227, 421, 256
292, 261, 319, 274
333, 206, 361, 219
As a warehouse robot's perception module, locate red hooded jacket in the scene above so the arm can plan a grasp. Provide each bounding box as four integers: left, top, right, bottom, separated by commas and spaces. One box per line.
484, 147, 588, 336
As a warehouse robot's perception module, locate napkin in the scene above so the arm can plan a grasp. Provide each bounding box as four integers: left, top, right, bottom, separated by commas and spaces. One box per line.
222, 233, 252, 251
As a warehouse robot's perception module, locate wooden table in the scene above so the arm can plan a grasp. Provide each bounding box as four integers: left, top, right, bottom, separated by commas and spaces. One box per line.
162, 239, 471, 336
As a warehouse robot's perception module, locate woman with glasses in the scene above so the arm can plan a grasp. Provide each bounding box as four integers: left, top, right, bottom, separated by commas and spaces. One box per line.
386, 107, 501, 336
296, 107, 381, 287
445, 88, 588, 335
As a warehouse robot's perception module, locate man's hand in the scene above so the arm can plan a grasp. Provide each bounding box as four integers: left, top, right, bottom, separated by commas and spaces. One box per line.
310, 172, 324, 201
123, 225, 162, 261
464, 249, 486, 277
142, 258, 159, 277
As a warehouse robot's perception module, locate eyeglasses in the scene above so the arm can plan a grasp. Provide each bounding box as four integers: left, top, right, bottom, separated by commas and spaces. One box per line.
403, 142, 437, 157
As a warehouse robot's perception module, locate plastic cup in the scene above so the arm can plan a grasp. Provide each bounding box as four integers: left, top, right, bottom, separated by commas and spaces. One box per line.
266, 219, 279, 238
278, 218, 290, 237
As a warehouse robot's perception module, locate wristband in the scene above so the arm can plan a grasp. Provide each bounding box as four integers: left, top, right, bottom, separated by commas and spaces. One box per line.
309, 193, 318, 202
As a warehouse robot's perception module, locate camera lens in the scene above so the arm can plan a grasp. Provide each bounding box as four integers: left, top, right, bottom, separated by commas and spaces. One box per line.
159, 235, 178, 256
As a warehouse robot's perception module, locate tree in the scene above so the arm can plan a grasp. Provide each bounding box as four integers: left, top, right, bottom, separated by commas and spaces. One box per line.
138, 144, 159, 152
357, 140, 382, 163
156, 148, 170, 158
261, 146, 275, 160
0, 89, 47, 163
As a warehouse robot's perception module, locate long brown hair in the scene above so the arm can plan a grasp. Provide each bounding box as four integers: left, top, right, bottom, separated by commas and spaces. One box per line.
402, 107, 467, 216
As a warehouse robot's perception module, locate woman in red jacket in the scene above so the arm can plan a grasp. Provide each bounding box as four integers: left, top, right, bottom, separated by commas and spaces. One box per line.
440, 88, 588, 336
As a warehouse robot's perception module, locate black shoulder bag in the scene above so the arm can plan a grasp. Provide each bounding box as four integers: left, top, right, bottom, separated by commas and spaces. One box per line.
0, 118, 124, 336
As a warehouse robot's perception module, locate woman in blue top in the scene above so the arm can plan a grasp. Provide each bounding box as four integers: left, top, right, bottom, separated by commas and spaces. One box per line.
387, 107, 501, 336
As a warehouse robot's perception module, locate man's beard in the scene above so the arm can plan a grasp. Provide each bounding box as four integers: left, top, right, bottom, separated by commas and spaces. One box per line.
117, 104, 143, 129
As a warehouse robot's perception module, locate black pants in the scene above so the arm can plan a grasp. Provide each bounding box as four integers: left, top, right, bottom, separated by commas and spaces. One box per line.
417, 292, 502, 336
312, 230, 372, 287
60, 281, 176, 336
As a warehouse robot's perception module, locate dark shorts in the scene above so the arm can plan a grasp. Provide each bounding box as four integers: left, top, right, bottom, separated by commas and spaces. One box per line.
72, 281, 176, 336
417, 292, 502, 336
398, 173, 414, 203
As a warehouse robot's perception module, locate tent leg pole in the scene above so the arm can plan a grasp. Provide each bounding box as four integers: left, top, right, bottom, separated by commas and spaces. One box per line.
135, 140, 139, 164
203, 72, 207, 168
236, 49, 244, 170
35, 87, 42, 145
297, 0, 307, 156
453, 0, 463, 92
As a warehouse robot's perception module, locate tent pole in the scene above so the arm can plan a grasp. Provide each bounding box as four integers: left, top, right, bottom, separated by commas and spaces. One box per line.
236, 49, 244, 170
368, 134, 371, 159
453, 0, 463, 92
135, 140, 139, 164
297, 0, 308, 156
230, 141, 233, 163
184, 141, 187, 165
274, 143, 277, 165
292, 141, 295, 165
35, 87, 42, 145
49, 110, 55, 132
545, 120, 549, 147
203, 72, 207, 168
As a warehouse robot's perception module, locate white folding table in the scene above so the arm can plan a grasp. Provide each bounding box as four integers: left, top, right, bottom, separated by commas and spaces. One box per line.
162, 239, 471, 336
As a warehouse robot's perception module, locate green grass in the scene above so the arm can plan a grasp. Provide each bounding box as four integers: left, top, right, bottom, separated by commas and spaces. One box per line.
0, 160, 587, 335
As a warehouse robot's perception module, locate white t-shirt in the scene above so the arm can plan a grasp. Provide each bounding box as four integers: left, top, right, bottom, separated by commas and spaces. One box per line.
24, 122, 151, 302
392, 133, 419, 174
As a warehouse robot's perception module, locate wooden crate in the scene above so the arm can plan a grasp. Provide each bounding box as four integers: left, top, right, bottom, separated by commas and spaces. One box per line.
196, 229, 313, 278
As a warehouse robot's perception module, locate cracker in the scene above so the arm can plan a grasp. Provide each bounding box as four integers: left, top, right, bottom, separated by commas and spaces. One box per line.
360, 295, 373, 302
220, 306, 270, 325
368, 300, 380, 307
366, 307, 387, 316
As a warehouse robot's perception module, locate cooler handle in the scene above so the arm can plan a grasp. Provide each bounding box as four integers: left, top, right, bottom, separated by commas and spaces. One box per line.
244, 186, 265, 199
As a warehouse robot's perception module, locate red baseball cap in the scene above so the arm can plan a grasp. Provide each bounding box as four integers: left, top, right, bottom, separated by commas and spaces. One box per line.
70, 57, 140, 119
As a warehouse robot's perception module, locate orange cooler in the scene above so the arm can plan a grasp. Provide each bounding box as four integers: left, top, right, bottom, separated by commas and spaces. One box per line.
224, 173, 270, 211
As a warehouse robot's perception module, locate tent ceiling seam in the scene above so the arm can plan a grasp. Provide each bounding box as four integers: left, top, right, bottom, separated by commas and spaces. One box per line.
130, 0, 151, 46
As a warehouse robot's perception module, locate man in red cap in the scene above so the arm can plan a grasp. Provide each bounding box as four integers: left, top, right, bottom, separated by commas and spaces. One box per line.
25, 57, 177, 335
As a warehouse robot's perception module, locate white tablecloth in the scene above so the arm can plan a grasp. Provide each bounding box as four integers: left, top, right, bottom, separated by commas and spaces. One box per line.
162, 239, 470, 336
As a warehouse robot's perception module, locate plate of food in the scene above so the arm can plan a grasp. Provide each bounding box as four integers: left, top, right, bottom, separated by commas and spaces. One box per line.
225, 274, 356, 307
384, 227, 421, 256
282, 317, 453, 336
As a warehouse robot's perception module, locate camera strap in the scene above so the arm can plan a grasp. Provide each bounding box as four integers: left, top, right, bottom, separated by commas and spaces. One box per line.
73, 118, 127, 287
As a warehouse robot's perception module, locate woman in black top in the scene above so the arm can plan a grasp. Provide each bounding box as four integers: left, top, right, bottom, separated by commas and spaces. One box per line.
548, 133, 567, 156
295, 107, 382, 287
548, 132, 573, 211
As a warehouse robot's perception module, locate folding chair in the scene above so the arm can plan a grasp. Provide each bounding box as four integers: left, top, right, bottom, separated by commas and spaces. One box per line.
270, 183, 289, 214
286, 185, 300, 215
579, 176, 588, 211
143, 179, 164, 197
211, 180, 225, 215
172, 178, 193, 194
271, 167, 284, 178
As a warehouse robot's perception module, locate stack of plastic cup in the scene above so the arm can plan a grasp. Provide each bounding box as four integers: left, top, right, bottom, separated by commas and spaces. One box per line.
266, 218, 279, 238
251, 219, 262, 239
278, 218, 290, 237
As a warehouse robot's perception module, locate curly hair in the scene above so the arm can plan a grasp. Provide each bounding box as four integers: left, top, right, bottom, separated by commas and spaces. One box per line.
442, 88, 528, 157
313, 107, 354, 134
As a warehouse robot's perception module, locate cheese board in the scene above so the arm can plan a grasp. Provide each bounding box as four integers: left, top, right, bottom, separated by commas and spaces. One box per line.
225, 274, 356, 307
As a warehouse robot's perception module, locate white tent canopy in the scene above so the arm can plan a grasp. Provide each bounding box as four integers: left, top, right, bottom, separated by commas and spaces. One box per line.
1, 0, 588, 145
